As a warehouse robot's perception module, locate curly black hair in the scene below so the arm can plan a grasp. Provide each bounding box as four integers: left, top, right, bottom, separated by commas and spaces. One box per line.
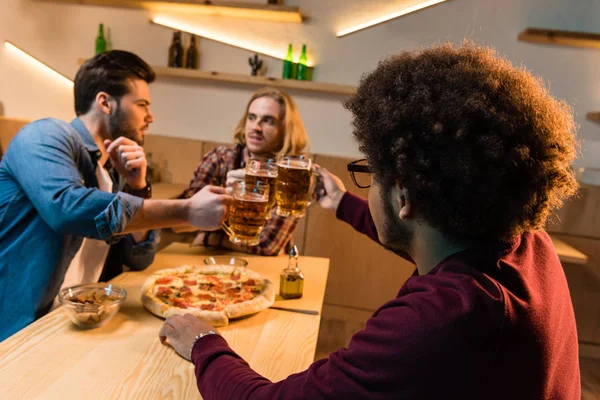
345, 42, 579, 241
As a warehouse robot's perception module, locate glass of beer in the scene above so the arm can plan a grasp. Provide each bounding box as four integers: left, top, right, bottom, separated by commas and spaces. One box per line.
222, 181, 270, 246
245, 158, 278, 210
275, 155, 313, 218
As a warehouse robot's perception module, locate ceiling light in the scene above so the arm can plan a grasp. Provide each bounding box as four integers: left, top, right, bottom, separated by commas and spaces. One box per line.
337, 0, 449, 37
151, 16, 314, 67
4, 41, 73, 87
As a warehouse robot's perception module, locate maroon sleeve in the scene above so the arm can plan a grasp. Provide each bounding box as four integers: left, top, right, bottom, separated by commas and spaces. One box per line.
191, 274, 503, 400
335, 191, 380, 243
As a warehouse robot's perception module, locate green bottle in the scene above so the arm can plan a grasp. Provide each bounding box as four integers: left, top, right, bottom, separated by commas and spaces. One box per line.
296, 44, 308, 80
282, 44, 294, 79
95, 23, 106, 55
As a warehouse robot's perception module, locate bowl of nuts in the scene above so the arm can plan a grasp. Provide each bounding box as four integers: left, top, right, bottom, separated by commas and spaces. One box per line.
58, 283, 127, 329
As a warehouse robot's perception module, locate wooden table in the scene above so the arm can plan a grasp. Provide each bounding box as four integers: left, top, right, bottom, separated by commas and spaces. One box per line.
0, 247, 329, 400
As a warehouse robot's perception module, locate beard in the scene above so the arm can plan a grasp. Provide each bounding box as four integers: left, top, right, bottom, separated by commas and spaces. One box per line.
377, 184, 414, 257
108, 102, 144, 145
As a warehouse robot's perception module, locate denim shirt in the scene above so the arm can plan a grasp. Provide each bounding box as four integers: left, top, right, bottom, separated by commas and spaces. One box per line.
0, 118, 154, 341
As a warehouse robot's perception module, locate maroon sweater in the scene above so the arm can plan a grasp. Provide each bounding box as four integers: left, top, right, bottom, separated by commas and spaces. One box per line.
192, 192, 580, 399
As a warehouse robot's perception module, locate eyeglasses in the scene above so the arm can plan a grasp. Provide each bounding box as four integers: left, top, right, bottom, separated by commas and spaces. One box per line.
347, 159, 371, 188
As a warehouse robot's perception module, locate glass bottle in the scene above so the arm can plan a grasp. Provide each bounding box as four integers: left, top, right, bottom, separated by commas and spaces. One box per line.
95, 23, 106, 55
296, 44, 308, 80
282, 43, 294, 79
279, 245, 304, 299
186, 34, 199, 69
168, 31, 184, 68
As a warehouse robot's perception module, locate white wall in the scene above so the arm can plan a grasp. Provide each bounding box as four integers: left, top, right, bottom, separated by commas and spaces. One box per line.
1, 0, 599, 165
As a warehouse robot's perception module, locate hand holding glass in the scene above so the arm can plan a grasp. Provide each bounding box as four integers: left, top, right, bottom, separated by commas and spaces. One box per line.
221, 181, 270, 246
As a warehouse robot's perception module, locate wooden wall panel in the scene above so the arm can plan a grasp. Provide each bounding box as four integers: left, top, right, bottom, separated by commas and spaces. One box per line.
304, 154, 415, 311
563, 263, 600, 343
143, 134, 205, 185
315, 304, 373, 360
0, 116, 29, 157
547, 186, 600, 347
547, 186, 600, 238
201, 141, 232, 155
554, 234, 600, 282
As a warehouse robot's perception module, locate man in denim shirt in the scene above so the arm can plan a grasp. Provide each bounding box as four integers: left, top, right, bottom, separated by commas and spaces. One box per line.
0, 51, 230, 341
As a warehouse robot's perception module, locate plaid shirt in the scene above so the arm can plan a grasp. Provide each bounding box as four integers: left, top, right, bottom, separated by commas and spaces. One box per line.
179, 144, 297, 256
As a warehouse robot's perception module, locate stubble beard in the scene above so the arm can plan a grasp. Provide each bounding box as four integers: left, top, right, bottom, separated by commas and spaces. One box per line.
108, 102, 144, 146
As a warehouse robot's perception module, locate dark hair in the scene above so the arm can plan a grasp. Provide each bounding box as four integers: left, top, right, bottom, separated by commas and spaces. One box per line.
74, 50, 156, 116
345, 42, 579, 241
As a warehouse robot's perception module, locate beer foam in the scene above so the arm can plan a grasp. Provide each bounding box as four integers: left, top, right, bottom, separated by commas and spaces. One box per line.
277, 161, 311, 170
235, 193, 269, 202
247, 172, 277, 177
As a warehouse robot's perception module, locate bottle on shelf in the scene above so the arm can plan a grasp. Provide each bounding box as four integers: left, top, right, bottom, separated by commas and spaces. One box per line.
282, 43, 294, 79
95, 23, 107, 55
186, 34, 199, 69
296, 44, 308, 80
168, 31, 184, 68
279, 245, 304, 300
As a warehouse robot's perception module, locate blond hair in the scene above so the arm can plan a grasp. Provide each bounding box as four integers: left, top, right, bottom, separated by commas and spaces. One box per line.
233, 87, 308, 155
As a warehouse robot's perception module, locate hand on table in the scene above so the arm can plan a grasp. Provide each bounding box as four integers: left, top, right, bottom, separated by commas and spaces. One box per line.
159, 314, 219, 361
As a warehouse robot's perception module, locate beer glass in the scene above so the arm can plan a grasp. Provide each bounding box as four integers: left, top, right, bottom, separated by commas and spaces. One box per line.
275, 155, 313, 218
245, 158, 278, 210
222, 181, 270, 246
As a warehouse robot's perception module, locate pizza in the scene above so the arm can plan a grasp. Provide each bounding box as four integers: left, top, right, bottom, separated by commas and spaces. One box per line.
141, 264, 275, 326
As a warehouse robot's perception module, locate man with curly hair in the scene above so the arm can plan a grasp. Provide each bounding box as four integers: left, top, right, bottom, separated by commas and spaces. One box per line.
158, 43, 580, 399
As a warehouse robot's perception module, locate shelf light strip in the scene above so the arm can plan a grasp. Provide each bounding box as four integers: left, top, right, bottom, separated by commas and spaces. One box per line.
151, 16, 314, 67
336, 0, 449, 37
4, 41, 74, 86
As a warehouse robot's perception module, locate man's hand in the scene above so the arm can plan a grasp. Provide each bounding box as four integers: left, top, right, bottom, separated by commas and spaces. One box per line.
159, 314, 219, 361
187, 185, 231, 230
314, 164, 346, 212
225, 168, 245, 194
104, 137, 147, 189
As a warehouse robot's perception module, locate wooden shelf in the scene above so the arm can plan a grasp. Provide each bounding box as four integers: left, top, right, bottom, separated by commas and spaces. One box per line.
77, 57, 354, 95
587, 112, 600, 123
518, 28, 600, 50
154, 66, 355, 95
33, 0, 303, 23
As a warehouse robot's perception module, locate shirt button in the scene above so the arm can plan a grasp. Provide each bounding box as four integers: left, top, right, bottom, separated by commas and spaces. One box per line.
101, 227, 108, 233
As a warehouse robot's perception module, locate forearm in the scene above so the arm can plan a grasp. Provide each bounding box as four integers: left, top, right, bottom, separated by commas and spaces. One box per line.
122, 199, 191, 233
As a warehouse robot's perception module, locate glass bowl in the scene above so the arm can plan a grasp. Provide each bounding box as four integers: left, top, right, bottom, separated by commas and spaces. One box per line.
203, 256, 248, 268
58, 283, 127, 329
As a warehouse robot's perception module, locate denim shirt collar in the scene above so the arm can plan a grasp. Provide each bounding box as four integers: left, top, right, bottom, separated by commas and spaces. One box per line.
70, 118, 102, 167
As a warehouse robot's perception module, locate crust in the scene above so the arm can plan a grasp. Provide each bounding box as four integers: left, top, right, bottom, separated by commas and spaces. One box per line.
163, 307, 229, 326
226, 279, 275, 319
141, 265, 273, 326
141, 274, 170, 318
